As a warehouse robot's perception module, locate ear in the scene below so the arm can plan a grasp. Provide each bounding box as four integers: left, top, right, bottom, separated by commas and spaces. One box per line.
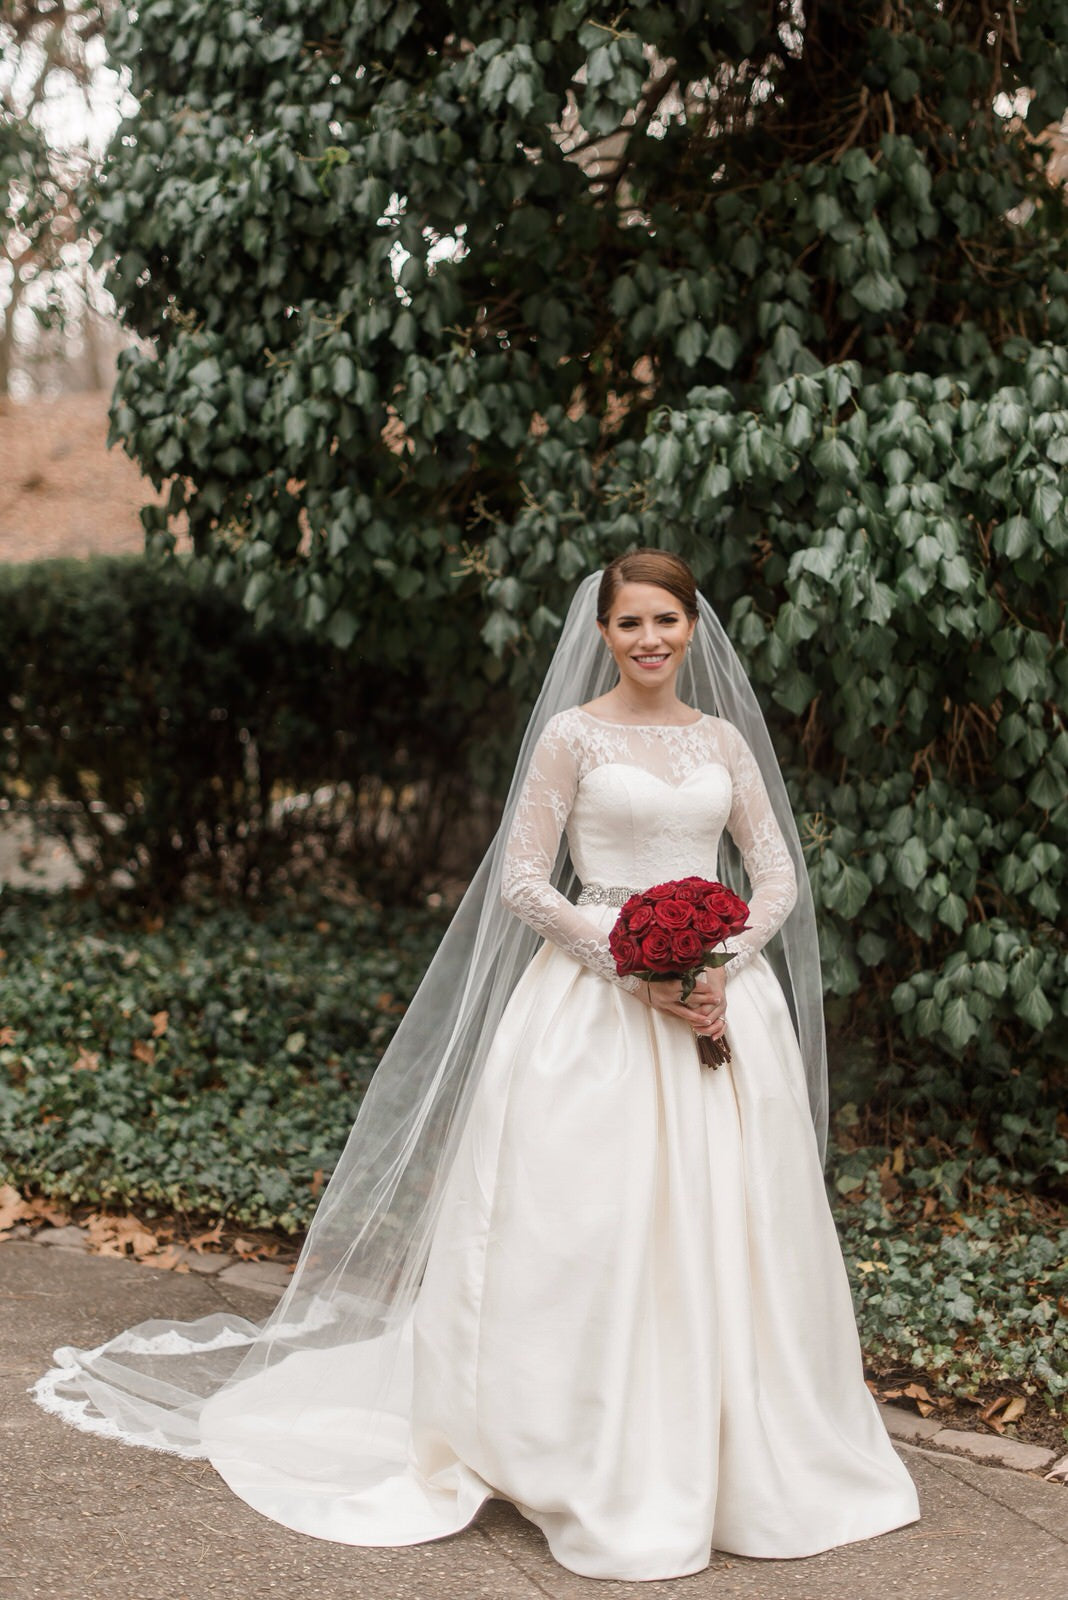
597, 619, 610, 645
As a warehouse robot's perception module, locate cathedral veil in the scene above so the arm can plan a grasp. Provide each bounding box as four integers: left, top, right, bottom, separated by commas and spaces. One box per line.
32, 570, 828, 1462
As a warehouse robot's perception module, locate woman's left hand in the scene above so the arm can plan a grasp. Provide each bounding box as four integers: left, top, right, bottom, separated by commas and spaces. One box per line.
684, 966, 727, 1040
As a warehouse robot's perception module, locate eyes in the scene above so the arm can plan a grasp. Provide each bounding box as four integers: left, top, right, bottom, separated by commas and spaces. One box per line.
614, 614, 683, 629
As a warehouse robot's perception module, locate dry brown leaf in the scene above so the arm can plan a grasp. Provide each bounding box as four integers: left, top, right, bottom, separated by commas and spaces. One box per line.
900, 1382, 936, 1417
72, 1049, 100, 1072
0, 1182, 35, 1234
309, 1168, 324, 1198
0, 1185, 70, 1234
151, 1009, 169, 1037
151, 1247, 191, 1273
0, 1025, 16, 1046
232, 1236, 280, 1261
1001, 1397, 1027, 1423
131, 1038, 155, 1066
891, 1144, 906, 1175
188, 1221, 225, 1253
315, 920, 330, 934
85, 1212, 159, 1259
877, 1157, 902, 1202
980, 1395, 1009, 1422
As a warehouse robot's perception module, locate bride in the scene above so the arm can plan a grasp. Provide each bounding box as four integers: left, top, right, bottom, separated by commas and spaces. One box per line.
33, 549, 919, 1581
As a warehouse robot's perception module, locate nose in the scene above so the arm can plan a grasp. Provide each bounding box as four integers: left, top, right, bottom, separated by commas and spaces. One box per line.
637, 622, 661, 649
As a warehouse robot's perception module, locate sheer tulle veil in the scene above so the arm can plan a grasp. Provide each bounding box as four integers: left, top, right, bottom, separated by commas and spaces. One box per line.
33, 570, 828, 1460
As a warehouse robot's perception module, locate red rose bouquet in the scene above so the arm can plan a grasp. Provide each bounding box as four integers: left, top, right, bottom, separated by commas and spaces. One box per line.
608, 876, 751, 1068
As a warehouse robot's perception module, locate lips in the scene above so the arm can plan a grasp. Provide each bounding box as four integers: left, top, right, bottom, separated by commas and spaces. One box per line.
632, 654, 670, 668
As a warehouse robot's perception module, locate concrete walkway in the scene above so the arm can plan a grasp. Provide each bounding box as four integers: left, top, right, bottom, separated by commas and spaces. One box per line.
3, 1239, 1065, 1600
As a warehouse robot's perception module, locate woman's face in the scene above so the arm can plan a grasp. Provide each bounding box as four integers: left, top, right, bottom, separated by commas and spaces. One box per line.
598, 582, 696, 691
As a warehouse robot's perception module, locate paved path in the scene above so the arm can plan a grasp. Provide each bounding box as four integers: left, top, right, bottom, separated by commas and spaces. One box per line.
2, 1240, 1065, 1600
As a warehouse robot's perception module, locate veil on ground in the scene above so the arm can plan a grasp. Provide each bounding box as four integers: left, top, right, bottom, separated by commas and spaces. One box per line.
32, 571, 828, 1461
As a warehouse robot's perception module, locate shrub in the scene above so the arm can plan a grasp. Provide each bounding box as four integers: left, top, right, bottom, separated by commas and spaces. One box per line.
0, 557, 509, 903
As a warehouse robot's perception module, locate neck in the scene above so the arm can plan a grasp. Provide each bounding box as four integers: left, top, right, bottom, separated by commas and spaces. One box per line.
604, 675, 688, 722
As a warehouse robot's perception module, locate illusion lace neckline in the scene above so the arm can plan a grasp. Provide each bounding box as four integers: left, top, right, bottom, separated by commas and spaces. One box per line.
575, 707, 706, 731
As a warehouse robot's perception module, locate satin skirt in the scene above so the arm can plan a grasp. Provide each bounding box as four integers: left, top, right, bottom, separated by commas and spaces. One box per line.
202, 925, 919, 1580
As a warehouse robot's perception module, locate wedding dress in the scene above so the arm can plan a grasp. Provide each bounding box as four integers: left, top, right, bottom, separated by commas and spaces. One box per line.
185, 706, 918, 1579
33, 562, 920, 1579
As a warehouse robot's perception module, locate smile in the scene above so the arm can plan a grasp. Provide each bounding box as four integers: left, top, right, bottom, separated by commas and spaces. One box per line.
632, 654, 670, 666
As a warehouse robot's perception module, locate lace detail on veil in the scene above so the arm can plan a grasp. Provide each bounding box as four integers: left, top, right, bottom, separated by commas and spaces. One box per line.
500, 708, 797, 983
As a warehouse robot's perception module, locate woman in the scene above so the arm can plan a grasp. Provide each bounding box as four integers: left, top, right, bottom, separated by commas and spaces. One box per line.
34, 550, 919, 1581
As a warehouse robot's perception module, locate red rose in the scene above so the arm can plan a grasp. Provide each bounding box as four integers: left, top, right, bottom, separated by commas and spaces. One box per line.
692, 907, 728, 940
624, 903, 654, 934
609, 932, 642, 973
639, 928, 676, 971
703, 886, 748, 928
673, 880, 705, 903
653, 898, 693, 931
645, 882, 678, 901
670, 928, 705, 964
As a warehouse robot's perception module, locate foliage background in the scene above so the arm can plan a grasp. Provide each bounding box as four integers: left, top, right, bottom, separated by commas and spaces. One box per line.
73, 0, 1067, 1192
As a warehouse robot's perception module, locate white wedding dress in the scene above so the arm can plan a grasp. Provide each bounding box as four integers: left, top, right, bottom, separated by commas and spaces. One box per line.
191, 707, 919, 1578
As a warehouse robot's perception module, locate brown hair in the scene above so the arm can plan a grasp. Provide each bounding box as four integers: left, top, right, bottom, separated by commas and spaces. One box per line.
596, 549, 699, 625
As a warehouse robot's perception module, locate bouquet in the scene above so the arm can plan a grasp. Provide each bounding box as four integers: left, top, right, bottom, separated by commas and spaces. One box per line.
608, 877, 750, 1068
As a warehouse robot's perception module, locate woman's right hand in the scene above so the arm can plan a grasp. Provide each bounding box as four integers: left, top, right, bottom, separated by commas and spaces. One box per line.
638, 973, 727, 1039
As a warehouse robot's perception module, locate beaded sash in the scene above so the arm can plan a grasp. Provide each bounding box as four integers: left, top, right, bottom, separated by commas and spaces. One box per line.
576, 883, 640, 908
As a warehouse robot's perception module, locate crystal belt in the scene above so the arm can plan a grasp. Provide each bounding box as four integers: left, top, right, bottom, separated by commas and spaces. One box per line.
576, 883, 640, 908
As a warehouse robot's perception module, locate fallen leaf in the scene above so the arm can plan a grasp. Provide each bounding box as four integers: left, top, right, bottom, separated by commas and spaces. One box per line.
73, 1049, 100, 1072
151, 1009, 169, 1037
900, 1381, 936, 1417
0, 1025, 16, 1046
85, 1212, 159, 1260
188, 1221, 225, 1254
0, 1183, 35, 1235
309, 1168, 324, 1198
0, 1186, 69, 1234
1001, 1396, 1027, 1424
151, 1247, 191, 1274
232, 1236, 279, 1261
315, 920, 330, 934
877, 1157, 902, 1202
132, 1038, 155, 1066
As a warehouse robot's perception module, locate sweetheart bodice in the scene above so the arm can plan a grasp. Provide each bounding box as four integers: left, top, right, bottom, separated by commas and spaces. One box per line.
566, 758, 734, 889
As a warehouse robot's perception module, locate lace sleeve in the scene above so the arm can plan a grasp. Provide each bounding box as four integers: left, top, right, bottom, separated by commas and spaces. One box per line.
500, 719, 641, 991
721, 722, 798, 977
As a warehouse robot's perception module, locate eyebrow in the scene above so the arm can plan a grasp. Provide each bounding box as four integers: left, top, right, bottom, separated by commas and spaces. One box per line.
615, 610, 680, 620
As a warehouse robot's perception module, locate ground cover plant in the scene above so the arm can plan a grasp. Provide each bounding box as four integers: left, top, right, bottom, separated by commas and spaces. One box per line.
0, 891, 443, 1232
1, 890, 1064, 1447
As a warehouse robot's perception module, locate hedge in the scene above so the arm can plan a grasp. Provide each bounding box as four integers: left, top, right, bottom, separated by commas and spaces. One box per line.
0, 556, 508, 902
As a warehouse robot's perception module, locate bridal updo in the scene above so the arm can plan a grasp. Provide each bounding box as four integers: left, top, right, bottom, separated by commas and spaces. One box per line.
596, 549, 699, 625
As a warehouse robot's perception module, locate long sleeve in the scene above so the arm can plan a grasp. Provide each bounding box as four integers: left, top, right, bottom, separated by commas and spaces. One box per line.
720, 722, 798, 977
500, 721, 641, 990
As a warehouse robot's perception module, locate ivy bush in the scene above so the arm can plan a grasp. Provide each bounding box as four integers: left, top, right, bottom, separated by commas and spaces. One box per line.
0, 893, 443, 1231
